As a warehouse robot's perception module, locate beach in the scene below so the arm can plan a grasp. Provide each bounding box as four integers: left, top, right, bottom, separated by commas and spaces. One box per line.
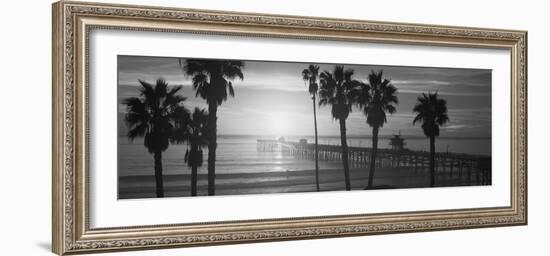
118, 135, 490, 199
119, 166, 486, 199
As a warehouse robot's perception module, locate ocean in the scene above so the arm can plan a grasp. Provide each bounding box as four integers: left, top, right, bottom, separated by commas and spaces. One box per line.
118, 135, 491, 177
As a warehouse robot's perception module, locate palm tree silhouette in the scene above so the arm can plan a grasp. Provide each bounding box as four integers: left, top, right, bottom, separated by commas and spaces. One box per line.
184, 108, 209, 196
319, 65, 362, 191
357, 70, 398, 188
412, 92, 449, 187
171, 107, 210, 196
302, 64, 321, 192
180, 59, 244, 195
123, 79, 188, 198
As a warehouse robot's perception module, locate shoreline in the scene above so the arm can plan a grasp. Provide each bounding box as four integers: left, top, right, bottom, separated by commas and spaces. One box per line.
119, 167, 489, 199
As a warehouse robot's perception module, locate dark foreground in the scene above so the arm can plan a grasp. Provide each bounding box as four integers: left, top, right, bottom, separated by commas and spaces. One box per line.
119, 166, 490, 199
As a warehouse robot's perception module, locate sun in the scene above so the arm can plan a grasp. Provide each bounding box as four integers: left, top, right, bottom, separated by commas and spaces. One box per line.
266, 112, 289, 137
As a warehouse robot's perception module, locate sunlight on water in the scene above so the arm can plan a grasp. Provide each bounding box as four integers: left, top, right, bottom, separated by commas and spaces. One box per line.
273, 166, 284, 172
119, 135, 490, 177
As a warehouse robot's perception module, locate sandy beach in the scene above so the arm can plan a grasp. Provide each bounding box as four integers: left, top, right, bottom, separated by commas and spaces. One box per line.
119, 166, 486, 199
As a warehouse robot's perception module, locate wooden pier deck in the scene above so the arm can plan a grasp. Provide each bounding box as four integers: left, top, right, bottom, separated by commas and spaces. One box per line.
257, 139, 491, 185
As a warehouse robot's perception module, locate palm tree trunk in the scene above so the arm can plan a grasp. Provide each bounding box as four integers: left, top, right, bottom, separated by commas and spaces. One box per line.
339, 118, 351, 191
312, 96, 320, 192
191, 165, 198, 196
207, 104, 218, 196
153, 151, 164, 198
429, 135, 436, 187
367, 126, 379, 187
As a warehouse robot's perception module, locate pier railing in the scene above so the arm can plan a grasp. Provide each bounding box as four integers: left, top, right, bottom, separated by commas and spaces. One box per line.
257, 139, 491, 185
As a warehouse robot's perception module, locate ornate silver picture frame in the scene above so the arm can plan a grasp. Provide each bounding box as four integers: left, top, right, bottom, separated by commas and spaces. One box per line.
52, 1, 527, 255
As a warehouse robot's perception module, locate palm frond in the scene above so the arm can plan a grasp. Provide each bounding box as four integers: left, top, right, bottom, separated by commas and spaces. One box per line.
359, 70, 399, 129
317, 66, 358, 120
181, 59, 244, 106
227, 81, 235, 97
122, 79, 190, 152
302, 64, 320, 96
163, 85, 186, 109
154, 79, 169, 97
412, 92, 449, 137
302, 68, 311, 81
412, 114, 424, 125
182, 59, 208, 76
222, 61, 245, 80
138, 79, 155, 100
333, 65, 345, 82
127, 122, 148, 140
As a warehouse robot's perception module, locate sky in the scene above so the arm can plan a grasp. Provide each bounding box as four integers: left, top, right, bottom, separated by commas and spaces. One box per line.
118, 55, 491, 138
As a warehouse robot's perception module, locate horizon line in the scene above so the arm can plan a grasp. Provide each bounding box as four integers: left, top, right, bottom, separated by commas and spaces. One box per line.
118, 134, 491, 140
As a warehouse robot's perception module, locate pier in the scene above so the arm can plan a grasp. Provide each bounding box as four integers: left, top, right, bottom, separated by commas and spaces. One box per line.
257, 139, 491, 185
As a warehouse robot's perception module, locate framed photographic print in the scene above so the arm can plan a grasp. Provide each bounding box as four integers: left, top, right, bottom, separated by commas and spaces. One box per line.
52, 1, 527, 255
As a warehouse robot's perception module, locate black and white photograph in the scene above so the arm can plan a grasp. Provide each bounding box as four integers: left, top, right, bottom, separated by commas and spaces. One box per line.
2, 0, 540, 255
118, 55, 492, 199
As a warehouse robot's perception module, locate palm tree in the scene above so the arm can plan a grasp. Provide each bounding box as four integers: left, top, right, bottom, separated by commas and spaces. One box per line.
171, 107, 210, 196
319, 65, 362, 191
184, 108, 209, 196
357, 70, 398, 188
123, 79, 187, 198
412, 92, 449, 187
302, 64, 321, 192
181, 59, 244, 195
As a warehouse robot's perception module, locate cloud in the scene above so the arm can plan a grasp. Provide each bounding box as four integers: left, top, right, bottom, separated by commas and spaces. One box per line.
118, 55, 492, 138
393, 80, 452, 86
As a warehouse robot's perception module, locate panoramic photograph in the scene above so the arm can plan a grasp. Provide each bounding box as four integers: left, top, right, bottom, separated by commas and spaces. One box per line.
117, 55, 492, 199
